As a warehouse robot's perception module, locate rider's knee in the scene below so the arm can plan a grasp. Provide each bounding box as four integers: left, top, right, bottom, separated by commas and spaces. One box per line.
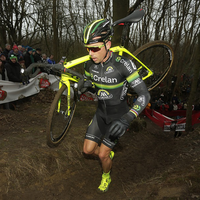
98, 151, 109, 162
83, 146, 93, 155
83, 140, 97, 155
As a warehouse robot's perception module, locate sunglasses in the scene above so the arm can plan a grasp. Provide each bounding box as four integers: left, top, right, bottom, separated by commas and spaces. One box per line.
85, 44, 105, 52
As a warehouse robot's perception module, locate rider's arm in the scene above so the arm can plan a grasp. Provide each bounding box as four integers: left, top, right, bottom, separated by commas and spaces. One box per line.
79, 61, 93, 92
122, 60, 150, 123
84, 60, 93, 79
123, 75, 150, 123
109, 59, 150, 140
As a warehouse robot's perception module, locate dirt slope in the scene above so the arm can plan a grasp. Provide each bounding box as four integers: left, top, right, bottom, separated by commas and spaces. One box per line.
0, 89, 200, 200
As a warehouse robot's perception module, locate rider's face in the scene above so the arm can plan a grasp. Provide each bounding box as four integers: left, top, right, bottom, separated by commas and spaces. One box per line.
86, 40, 111, 63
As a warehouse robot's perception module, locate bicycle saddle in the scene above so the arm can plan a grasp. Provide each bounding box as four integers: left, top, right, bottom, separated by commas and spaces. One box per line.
113, 9, 145, 26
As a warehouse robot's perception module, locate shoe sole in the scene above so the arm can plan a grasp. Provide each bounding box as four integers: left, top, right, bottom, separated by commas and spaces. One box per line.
98, 182, 111, 193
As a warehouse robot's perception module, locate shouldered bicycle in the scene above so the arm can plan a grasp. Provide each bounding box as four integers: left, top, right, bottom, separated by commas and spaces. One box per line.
26, 9, 174, 148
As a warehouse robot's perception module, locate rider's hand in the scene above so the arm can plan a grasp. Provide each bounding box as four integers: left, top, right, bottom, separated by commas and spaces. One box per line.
80, 80, 93, 93
53, 64, 65, 72
109, 112, 136, 141
83, 80, 93, 88
109, 118, 129, 141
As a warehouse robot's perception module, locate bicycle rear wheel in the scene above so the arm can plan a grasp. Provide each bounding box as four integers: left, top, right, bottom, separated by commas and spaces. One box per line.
46, 84, 77, 147
133, 40, 174, 91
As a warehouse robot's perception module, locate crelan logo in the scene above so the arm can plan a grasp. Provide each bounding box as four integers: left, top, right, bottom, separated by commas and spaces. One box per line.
105, 66, 114, 74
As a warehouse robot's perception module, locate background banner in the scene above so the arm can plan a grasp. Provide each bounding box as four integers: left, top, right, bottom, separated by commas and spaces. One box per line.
0, 73, 59, 104
144, 108, 200, 132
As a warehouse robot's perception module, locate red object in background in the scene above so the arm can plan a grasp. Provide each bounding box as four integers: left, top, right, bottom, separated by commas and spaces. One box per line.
0, 86, 7, 100
39, 78, 51, 88
80, 93, 94, 101
144, 108, 200, 132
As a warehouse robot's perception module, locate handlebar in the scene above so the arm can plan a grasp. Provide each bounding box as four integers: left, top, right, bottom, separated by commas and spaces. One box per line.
25, 63, 83, 79
24, 62, 84, 90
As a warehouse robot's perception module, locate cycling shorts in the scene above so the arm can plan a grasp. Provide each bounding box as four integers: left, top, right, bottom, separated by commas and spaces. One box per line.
85, 102, 129, 149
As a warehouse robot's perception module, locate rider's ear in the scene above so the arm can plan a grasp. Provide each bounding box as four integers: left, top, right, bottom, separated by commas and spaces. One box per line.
106, 40, 111, 49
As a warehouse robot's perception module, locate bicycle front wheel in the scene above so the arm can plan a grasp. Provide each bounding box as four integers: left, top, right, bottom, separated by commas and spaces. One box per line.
133, 40, 174, 91
46, 84, 77, 147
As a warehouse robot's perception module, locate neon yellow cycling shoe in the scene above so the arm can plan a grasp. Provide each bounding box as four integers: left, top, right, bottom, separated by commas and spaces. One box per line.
98, 172, 111, 192
109, 151, 114, 160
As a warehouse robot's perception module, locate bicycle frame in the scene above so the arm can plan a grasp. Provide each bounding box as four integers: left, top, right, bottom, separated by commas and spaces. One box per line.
62, 46, 153, 80
110, 46, 153, 80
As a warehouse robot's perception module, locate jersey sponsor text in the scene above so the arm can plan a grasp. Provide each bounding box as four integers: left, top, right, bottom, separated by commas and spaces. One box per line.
93, 74, 117, 83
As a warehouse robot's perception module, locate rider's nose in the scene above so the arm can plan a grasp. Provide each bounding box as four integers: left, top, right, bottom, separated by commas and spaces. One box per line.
89, 50, 93, 56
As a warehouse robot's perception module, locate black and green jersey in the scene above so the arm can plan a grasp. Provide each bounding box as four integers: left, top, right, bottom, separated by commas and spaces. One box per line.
84, 51, 150, 120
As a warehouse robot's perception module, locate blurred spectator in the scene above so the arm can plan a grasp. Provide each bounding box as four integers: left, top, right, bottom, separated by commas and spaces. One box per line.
173, 102, 178, 110
157, 98, 164, 106
177, 102, 183, 110
34, 48, 42, 62
42, 53, 48, 63
18, 58, 26, 69
0, 59, 5, 80
171, 75, 177, 90
151, 100, 159, 110
21, 45, 26, 54
172, 94, 179, 104
24, 47, 33, 68
31, 49, 36, 63
164, 103, 169, 111
183, 102, 187, 110
160, 92, 165, 101
0, 53, 7, 64
18, 45, 23, 52
8, 45, 24, 61
23, 46, 29, 56
0, 46, 2, 53
47, 54, 56, 64
4, 55, 22, 82
3, 44, 11, 60
4, 54, 25, 109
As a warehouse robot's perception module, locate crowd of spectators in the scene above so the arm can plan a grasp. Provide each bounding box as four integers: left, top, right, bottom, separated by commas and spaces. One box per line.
0, 43, 56, 109
1, 43, 200, 111
150, 92, 200, 112
0, 43, 56, 81
147, 73, 200, 113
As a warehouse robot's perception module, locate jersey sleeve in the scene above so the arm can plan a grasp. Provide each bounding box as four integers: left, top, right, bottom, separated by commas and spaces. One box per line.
122, 59, 151, 122
129, 80, 150, 117
84, 60, 93, 79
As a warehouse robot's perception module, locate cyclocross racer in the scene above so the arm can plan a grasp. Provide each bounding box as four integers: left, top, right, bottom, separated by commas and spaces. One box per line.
82, 18, 150, 192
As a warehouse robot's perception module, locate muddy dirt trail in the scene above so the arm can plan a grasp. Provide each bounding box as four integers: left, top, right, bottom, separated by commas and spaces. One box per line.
0, 89, 200, 200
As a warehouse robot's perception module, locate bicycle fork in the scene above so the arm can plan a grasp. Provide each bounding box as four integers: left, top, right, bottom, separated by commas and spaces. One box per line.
57, 79, 72, 117
57, 74, 79, 118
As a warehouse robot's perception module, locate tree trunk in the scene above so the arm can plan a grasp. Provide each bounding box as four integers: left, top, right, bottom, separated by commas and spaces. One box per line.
53, 0, 58, 62
112, 0, 129, 46
185, 32, 200, 132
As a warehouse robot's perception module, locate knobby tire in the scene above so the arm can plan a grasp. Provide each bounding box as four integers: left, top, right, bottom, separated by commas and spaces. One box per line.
133, 40, 174, 91
46, 84, 77, 147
